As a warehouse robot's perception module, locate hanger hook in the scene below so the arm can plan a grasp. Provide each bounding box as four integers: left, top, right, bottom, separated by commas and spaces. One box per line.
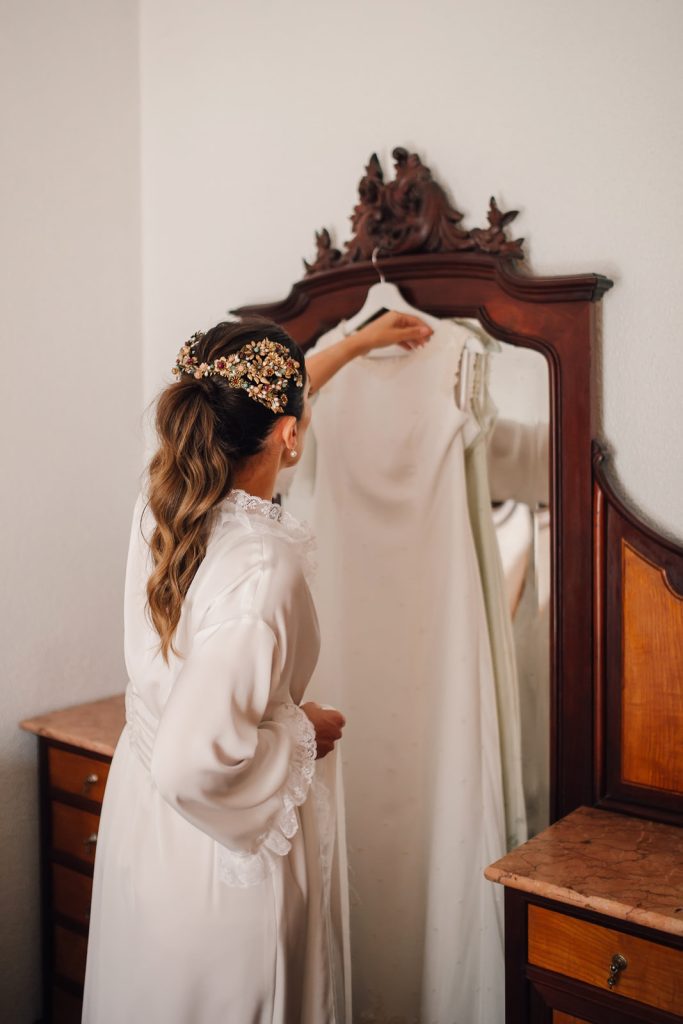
371, 246, 386, 284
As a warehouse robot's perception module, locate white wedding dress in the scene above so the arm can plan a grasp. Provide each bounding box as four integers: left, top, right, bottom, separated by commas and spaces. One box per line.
82, 489, 350, 1024
282, 320, 507, 1024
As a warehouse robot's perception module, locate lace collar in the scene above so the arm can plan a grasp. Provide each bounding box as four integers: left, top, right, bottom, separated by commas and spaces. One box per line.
216, 488, 317, 583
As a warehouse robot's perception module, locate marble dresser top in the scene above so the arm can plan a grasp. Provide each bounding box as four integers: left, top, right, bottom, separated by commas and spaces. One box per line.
485, 805, 683, 936
20, 693, 126, 757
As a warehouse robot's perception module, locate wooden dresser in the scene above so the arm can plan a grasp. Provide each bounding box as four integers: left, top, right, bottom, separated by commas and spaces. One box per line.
486, 807, 683, 1022
486, 446, 683, 1023
21, 694, 125, 1024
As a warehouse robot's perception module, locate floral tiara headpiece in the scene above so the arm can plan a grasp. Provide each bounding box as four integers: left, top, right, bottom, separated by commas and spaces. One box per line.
172, 332, 304, 414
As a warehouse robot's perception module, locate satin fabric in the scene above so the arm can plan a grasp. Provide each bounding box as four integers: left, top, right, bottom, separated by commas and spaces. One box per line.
82, 490, 348, 1023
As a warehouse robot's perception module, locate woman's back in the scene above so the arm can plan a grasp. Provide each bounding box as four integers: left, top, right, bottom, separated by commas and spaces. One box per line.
123, 489, 320, 718
82, 489, 344, 1024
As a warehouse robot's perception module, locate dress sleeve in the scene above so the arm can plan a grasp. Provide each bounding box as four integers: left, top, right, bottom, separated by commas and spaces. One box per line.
149, 614, 317, 885
487, 418, 550, 507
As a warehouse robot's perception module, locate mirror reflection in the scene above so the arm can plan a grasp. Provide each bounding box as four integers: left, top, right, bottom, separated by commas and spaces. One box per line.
278, 315, 550, 1022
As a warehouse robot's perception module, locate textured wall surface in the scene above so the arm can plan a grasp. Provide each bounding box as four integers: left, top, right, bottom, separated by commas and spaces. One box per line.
1, 2, 142, 1016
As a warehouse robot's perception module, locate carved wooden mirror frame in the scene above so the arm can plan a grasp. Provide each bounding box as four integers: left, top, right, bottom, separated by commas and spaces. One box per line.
234, 146, 614, 823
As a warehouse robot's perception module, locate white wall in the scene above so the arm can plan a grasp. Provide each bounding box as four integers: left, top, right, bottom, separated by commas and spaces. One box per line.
1, 2, 142, 1016
141, 0, 683, 538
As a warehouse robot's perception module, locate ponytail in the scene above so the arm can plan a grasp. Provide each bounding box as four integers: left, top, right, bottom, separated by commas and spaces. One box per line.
144, 317, 307, 662
146, 379, 232, 661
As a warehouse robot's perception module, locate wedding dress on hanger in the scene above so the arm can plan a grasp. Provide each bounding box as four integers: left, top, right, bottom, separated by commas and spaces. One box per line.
282, 315, 506, 1024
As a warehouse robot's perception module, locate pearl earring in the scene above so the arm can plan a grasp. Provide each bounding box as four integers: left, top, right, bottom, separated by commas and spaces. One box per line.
289, 449, 297, 458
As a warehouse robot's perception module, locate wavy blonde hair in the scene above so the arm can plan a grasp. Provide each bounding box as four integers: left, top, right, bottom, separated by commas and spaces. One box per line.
145, 319, 307, 662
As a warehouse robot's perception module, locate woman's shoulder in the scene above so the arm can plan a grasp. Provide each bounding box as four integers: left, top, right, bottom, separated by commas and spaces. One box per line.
195, 495, 316, 614
207, 519, 302, 578
215, 491, 315, 569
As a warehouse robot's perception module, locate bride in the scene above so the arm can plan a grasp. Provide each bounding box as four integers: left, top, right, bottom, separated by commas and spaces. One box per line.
82, 312, 431, 1023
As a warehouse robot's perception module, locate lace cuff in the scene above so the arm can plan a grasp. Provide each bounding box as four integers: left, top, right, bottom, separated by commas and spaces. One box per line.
216, 702, 316, 887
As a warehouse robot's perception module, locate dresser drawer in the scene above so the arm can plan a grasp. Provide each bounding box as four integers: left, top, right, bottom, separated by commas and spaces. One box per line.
54, 923, 88, 986
48, 746, 110, 803
528, 904, 683, 1015
52, 862, 93, 926
51, 801, 100, 866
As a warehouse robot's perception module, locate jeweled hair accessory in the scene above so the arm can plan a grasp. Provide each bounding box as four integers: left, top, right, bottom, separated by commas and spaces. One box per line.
172, 332, 304, 414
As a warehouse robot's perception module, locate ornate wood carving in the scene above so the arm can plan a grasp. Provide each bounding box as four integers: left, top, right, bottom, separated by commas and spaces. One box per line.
303, 228, 343, 275
303, 147, 525, 275
593, 443, 683, 826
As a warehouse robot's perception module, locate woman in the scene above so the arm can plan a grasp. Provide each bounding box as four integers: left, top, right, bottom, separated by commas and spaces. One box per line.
82, 312, 432, 1023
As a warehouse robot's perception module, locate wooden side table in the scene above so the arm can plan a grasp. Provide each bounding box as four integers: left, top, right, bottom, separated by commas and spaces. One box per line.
21, 694, 125, 1024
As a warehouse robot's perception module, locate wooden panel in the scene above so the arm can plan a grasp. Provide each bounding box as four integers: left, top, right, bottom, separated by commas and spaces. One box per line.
553, 1013, 590, 1024
594, 445, 683, 825
48, 746, 110, 804
52, 985, 83, 1024
528, 905, 683, 1015
51, 801, 100, 866
54, 924, 87, 986
621, 542, 683, 794
52, 863, 93, 927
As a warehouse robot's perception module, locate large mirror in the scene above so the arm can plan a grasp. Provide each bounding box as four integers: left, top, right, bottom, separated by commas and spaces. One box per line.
235, 146, 609, 1023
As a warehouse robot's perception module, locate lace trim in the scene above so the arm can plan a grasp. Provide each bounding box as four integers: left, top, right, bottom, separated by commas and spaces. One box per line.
216, 702, 317, 887
216, 488, 318, 584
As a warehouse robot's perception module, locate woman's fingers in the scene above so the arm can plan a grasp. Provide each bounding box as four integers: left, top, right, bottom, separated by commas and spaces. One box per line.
356, 310, 433, 352
304, 704, 346, 758
390, 311, 426, 328
399, 325, 432, 341
395, 326, 431, 350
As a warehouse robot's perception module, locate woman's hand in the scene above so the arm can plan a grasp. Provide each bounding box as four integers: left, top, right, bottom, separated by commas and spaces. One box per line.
300, 701, 346, 758
305, 310, 433, 396
354, 310, 434, 355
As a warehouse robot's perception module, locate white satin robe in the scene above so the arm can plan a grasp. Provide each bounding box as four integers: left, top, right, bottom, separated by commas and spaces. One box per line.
82, 489, 349, 1024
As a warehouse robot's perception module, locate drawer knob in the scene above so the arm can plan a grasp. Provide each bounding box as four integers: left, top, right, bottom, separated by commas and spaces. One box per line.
607, 952, 628, 989
83, 832, 98, 850
83, 772, 99, 793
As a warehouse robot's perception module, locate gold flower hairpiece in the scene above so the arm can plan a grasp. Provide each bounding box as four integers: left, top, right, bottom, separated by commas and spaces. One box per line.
172, 332, 304, 414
